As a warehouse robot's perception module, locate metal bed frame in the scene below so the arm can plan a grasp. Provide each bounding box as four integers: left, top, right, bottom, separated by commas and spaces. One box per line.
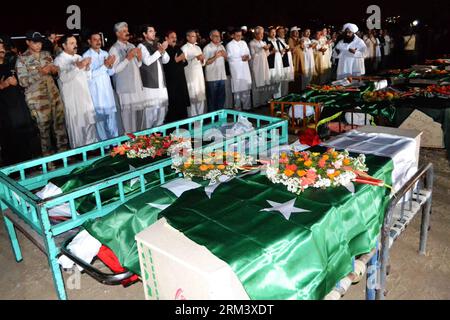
61, 163, 434, 301
269, 100, 322, 133
0, 110, 288, 300
325, 163, 433, 300
2, 109, 433, 300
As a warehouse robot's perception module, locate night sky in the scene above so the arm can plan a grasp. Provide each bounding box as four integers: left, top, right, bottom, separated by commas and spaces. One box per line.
1, 0, 449, 37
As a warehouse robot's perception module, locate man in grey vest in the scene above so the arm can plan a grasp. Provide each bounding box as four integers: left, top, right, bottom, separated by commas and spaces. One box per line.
137, 25, 170, 128
109, 22, 151, 133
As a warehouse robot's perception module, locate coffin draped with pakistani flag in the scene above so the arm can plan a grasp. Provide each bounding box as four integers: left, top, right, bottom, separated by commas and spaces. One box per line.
74, 147, 393, 300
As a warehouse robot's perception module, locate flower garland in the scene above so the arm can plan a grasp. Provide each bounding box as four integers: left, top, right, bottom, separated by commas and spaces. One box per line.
265, 148, 382, 195
307, 84, 360, 92
414, 85, 450, 99
362, 90, 406, 102
425, 59, 450, 66
111, 133, 192, 159
428, 69, 449, 76
385, 69, 404, 76
172, 151, 254, 184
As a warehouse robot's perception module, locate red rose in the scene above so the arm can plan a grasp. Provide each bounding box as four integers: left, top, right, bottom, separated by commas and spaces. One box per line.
299, 128, 321, 147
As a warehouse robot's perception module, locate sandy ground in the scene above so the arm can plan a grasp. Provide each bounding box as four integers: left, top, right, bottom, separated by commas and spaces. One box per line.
0, 139, 449, 300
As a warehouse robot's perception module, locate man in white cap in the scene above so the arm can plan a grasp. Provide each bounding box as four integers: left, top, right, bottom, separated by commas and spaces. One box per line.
334, 23, 367, 80
241, 26, 251, 43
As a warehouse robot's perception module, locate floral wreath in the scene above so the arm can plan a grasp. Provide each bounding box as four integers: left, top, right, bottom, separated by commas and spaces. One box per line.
172, 151, 254, 184
111, 133, 192, 159
265, 148, 385, 195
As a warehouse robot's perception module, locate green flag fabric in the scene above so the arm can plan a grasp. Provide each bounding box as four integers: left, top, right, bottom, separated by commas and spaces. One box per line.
84, 151, 393, 300
50, 155, 175, 214
273, 89, 397, 123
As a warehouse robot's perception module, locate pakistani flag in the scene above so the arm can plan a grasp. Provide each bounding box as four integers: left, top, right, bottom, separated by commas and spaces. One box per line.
83, 151, 393, 300
278, 84, 396, 122
49, 155, 175, 214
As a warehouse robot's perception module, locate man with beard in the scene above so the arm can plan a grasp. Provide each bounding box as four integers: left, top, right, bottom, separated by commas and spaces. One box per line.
334, 23, 367, 80
163, 31, 189, 122
276, 26, 294, 87
16, 31, 68, 156
54, 34, 97, 148
83, 31, 119, 140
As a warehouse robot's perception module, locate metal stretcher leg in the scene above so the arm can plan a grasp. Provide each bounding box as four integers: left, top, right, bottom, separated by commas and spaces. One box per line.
3, 214, 23, 262
377, 220, 391, 300
365, 245, 379, 300
46, 251, 67, 300
419, 201, 432, 255
419, 169, 433, 255
40, 211, 68, 300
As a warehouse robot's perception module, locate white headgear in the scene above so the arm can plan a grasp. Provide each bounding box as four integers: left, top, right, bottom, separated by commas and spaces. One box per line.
342, 23, 358, 33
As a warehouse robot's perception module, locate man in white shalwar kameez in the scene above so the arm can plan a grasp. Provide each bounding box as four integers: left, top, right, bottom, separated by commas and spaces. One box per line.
276, 26, 295, 97
267, 27, 284, 98
109, 22, 150, 133
83, 32, 119, 141
300, 29, 316, 90
249, 26, 274, 108
363, 29, 381, 74
181, 30, 207, 117
313, 29, 332, 84
138, 25, 170, 127
335, 23, 367, 80
54, 35, 97, 148
226, 29, 252, 111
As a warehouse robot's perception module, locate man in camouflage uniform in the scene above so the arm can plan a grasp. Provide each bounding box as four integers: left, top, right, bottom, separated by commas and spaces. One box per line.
16, 31, 68, 156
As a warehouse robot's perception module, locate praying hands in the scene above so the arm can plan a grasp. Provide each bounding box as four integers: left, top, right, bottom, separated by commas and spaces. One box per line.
75, 57, 91, 69
104, 55, 116, 68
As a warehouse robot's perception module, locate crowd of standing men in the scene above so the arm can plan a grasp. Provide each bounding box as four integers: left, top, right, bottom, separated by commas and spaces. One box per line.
0, 21, 411, 166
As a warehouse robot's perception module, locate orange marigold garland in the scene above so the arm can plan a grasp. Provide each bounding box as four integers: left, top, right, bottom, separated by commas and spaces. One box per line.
111, 133, 191, 159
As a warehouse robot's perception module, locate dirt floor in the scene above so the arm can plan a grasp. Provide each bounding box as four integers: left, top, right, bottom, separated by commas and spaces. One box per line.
0, 134, 449, 300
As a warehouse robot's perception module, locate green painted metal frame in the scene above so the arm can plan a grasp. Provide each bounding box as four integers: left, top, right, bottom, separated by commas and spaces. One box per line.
0, 110, 288, 300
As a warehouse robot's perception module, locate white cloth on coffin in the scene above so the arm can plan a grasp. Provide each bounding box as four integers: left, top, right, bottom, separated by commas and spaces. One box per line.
323, 130, 418, 192
344, 107, 374, 126
57, 230, 102, 271
288, 104, 317, 119
35, 182, 71, 217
